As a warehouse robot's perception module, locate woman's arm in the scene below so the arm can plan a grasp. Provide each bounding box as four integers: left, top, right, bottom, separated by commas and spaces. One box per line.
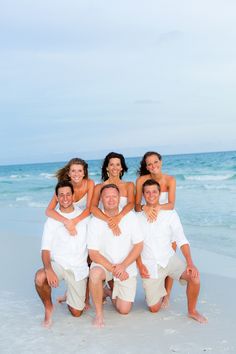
159, 176, 176, 211
90, 184, 109, 222
46, 194, 68, 224
72, 179, 95, 224
135, 177, 144, 212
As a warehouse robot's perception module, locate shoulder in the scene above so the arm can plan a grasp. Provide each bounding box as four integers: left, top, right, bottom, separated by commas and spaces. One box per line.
136, 175, 150, 185
87, 178, 95, 187
164, 174, 176, 184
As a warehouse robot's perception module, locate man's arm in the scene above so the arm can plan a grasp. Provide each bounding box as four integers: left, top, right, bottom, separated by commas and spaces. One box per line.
136, 255, 150, 278
42, 250, 59, 287
180, 244, 199, 278
113, 242, 143, 278
88, 249, 114, 273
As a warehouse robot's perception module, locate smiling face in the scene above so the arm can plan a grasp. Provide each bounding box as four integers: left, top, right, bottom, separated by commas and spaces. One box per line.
56, 186, 74, 212
107, 158, 123, 178
68, 164, 85, 183
143, 184, 160, 206
101, 186, 120, 213
145, 154, 162, 175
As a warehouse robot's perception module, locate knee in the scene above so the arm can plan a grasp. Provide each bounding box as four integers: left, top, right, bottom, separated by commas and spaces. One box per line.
68, 305, 83, 317
89, 268, 104, 284
189, 274, 200, 286
35, 269, 46, 287
149, 300, 162, 313
149, 306, 159, 313
118, 309, 130, 315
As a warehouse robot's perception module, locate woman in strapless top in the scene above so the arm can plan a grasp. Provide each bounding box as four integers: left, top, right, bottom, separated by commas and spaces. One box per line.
135, 151, 176, 308
91, 152, 135, 236
46, 158, 94, 235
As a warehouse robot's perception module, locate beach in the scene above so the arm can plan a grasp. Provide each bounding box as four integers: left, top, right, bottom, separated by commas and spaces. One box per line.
1, 205, 236, 354
1, 151, 236, 353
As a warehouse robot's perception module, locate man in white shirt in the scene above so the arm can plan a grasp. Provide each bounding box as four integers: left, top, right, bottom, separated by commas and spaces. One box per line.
88, 184, 143, 328
35, 180, 89, 327
137, 179, 207, 323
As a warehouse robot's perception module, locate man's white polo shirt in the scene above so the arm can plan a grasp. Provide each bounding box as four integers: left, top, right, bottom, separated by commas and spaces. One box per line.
41, 207, 89, 281
87, 211, 143, 280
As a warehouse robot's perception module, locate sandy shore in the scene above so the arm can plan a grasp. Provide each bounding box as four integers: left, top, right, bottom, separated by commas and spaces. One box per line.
1, 208, 236, 353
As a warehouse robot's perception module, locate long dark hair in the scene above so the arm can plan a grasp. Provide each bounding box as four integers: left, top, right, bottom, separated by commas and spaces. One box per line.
138, 151, 162, 176
101, 152, 128, 181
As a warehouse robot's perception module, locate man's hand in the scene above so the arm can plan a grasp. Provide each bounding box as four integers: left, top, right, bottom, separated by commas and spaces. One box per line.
112, 264, 129, 281
186, 263, 199, 278
64, 219, 77, 236
45, 268, 59, 288
138, 263, 150, 278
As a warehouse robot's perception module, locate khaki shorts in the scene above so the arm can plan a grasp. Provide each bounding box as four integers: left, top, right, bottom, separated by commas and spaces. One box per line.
90, 263, 137, 302
142, 254, 186, 307
52, 262, 87, 311
112, 277, 137, 302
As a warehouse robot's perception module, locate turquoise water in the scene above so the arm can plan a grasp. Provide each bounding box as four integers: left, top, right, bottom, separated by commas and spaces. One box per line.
1, 151, 236, 258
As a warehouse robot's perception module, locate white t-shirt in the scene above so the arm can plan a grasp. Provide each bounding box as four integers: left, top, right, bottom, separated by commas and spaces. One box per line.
87, 211, 143, 280
41, 206, 89, 281
137, 210, 189, 278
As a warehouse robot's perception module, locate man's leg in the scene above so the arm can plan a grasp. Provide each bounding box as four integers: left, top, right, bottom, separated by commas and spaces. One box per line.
89, 267, 106, 327
112, 277, 136, 315
180, 270, 207, 323
35, 268, 54, 327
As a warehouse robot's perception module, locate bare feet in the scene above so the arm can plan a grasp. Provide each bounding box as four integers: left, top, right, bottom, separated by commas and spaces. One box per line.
93, 315, 105, 328
188, 310, 208, 324
56, 294, 67, 304
43, 304, 54, 328
103, 285, 112, 304
161, 295, 170, 309
85, 300, 91, 311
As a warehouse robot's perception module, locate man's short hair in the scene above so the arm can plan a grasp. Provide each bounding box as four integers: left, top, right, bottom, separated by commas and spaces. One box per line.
55, 180, 74, 196
100, 183, 120, 196
142, 179, 161, 193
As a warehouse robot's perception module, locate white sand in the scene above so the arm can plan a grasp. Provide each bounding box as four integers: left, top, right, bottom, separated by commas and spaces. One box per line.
1, 208, 236, 353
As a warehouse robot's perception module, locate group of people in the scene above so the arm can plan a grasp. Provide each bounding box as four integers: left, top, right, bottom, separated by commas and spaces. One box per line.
34, 151, 207, 328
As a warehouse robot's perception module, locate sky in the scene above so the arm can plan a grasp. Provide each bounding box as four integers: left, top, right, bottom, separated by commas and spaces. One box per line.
1, 0, 236, 165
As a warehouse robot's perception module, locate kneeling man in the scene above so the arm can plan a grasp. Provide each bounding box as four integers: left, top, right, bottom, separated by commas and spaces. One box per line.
35, 180, 89, 327
88, 184, 143, 328
137, 179, 207, 323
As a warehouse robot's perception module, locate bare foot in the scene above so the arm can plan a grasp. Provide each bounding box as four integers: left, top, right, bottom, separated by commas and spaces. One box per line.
188, 310, 208, 324
93, 315, 105, 328
85, 300, 91, 311
43, 304, 54, 328
57, 294, 66, 304
103, 286, 112, 304
161, 295, 170, 309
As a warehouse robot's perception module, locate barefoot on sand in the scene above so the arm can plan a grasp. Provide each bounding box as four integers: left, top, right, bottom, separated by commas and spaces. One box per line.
43, 304, 54, 328
188, 310, 208, 324
161, 295, 170, 309
93, 315, 105, 328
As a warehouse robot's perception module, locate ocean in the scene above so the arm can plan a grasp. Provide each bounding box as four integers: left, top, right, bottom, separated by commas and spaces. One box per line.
1, 150, 236, 258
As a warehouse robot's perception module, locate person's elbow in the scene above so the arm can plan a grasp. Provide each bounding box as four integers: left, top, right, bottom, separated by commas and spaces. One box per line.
88, 249, 99, 262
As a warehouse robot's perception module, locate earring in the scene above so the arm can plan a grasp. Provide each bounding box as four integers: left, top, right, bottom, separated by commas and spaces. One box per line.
106, 169, 110, 178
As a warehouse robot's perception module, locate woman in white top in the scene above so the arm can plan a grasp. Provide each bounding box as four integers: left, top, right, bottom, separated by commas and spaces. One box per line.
135, 151, 176, 308
46, 158, 94, 307
46, 158, 94, 235
91, 152, 135, 236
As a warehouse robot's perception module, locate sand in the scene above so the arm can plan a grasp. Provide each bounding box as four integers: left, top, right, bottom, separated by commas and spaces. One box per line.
0, 207, 236, 354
